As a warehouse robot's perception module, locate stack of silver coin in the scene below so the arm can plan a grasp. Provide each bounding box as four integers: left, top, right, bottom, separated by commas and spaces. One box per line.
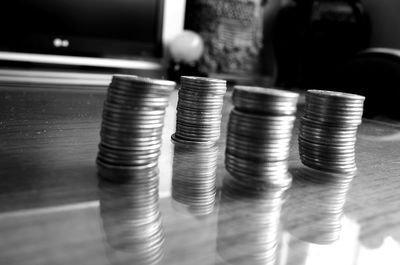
99, 177, 164, 265
283, 166, 353, 244
225, 86, 299, 189
171, 137, 218, 216
299, 90, 365, 176
97, 74, 176, 182
174, 76, 227, 143
217, 177, 286, 265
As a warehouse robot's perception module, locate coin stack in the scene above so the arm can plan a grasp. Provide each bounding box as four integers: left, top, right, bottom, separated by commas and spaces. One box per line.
99, 177, 165, 265
299, 89, 365, 180
225, 86, 299, 189
173, 76, 227, 143
217, 177, 286, 265
97, 74, 176, 183
171, 137, 219, 216
283, 166, 353, 244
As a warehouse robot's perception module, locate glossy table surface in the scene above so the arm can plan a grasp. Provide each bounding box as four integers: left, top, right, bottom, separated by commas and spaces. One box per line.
1, 84, 400, 265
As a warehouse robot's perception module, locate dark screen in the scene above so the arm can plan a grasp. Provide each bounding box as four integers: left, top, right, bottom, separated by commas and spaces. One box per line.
0, 0, 163, 58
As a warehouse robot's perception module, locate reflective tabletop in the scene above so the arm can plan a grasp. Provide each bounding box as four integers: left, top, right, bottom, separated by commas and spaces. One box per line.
1, 84, 400, 265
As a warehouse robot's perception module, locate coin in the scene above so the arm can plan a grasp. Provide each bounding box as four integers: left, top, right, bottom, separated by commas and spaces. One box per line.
97, 74, 175, 182
299, 89, 364, 175
225, 86, 299, 189
174, 76, 227, 143
232, 85, 299, 115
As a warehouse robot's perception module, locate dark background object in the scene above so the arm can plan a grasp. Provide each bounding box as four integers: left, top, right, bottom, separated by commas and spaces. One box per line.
273, 0, 313, 88
335, 49, 400, 120
274, 0, 370, 89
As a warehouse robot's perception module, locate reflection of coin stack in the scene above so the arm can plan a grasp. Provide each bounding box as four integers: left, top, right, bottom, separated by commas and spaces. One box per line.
96, 74, 176, 183
171, 138, 218, 216
283, 166, 353, 244
173, 76, 227, 143
299, 90, 365, 176
171, 76, 226, 216
217, 177, 286, 265
99, 177, 165, 265
226, 86, 299, 189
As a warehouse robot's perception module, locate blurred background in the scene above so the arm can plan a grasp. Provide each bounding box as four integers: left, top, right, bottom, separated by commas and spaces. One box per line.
0, 0, 399, 119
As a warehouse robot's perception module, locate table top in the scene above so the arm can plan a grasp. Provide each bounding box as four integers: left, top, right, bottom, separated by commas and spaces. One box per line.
1, 83, 400, 265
